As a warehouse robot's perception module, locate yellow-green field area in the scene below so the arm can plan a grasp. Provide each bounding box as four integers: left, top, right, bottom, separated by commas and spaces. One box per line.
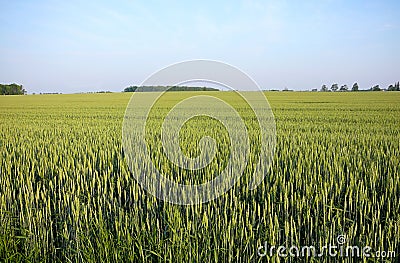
0, 92, 399, 262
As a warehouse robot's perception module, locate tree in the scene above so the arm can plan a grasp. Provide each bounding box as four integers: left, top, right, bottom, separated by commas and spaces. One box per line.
320, 84, 329, 92
331, 84, 338, 92
371, 85, 380, 91
0, 83, 26, 95
387, 82, 400, 91
351, 83, 359, 91
124, 86, 138, 92
339, 85, 348, 91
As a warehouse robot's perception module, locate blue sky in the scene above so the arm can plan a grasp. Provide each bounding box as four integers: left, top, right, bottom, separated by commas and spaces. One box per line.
0, 0, 399, 93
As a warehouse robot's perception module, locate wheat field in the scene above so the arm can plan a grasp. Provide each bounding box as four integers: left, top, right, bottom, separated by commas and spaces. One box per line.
0, 92, 399, 262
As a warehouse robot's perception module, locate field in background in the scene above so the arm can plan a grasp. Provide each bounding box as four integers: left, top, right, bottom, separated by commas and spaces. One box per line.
0, 92, 399, 262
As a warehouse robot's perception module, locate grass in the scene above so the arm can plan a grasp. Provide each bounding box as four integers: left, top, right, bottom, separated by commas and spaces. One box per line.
0, 92, 399, 262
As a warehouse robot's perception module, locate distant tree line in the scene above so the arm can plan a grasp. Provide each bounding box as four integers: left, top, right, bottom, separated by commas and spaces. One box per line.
124, 86, 219, 92
0, 83, 26, 95
320, 82, 400, 92
86, 91, 113, 94
388, 82, 400, 91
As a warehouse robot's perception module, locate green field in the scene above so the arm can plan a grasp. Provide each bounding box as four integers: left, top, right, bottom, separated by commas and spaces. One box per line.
0, 92, 399, 262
